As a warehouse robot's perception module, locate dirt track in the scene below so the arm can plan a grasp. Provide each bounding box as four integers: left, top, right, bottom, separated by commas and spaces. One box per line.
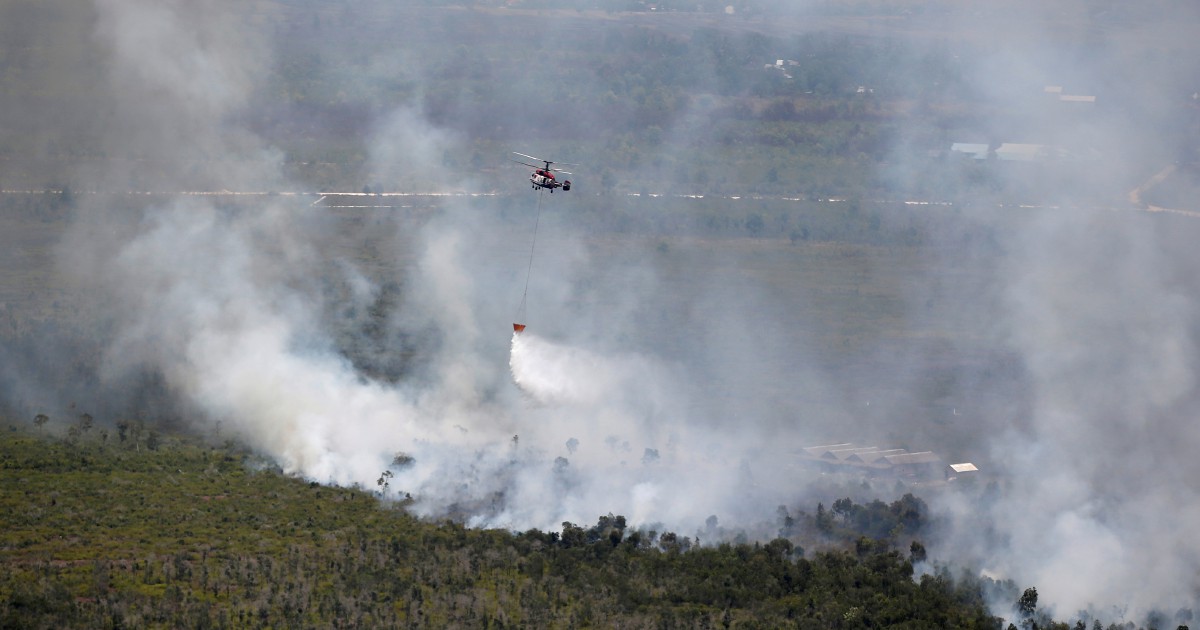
460, 3, 1198, 48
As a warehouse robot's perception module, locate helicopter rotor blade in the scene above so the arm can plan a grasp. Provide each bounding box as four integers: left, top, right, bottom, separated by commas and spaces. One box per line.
513, 152, 577, 173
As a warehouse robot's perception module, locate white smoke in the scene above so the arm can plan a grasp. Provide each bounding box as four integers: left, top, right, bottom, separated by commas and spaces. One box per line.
52, 0, 790, 539
866, 2, 1200, 620
928, 207, 1200, 619
18, 0, 1200, 622
53, 0, 522, 513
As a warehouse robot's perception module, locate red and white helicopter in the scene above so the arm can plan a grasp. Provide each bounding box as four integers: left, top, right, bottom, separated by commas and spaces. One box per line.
512, 152, 574, 192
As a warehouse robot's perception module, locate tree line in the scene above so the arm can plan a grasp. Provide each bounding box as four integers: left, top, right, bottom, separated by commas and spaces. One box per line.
1, 423, 1186, 629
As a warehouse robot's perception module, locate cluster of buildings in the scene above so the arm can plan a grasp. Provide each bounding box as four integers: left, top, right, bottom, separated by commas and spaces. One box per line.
799, 443, 979, 482
944, 84, 1098, 163
764, 59, 798, 80
762, 59, 874, 95
1042, 85, 1096, 104
947, 142, 1068, 162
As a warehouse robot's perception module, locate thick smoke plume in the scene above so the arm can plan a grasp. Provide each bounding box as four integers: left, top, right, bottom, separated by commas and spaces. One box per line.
3, 0, 799, 540
881, 5, 1200, 622
5, 0, 1200, 623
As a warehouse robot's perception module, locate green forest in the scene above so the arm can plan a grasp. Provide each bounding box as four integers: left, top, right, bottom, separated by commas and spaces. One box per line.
2, 424, 1189, 629
0, 424, 1001, 628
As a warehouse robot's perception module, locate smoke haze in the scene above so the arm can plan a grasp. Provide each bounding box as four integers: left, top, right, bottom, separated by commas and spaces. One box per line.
4, 0, 1200, 622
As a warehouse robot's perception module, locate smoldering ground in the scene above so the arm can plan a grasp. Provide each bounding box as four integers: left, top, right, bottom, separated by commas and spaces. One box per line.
6, 0, 1200, 623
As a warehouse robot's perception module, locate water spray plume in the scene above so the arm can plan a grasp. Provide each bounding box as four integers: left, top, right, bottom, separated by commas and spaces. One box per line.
508, 331, 640, 407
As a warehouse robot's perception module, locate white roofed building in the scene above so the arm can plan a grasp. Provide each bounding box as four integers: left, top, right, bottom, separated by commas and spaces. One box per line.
950, 143, 989, 160
946, 462, 979, 481
798, 444, 972, 481
882, 452, 944, 480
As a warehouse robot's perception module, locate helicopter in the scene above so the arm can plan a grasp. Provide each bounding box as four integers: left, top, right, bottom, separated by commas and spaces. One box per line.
511, 152, 574, 192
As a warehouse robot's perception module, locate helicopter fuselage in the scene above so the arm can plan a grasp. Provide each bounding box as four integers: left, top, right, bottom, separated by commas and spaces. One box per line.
531, 169, 570, 192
